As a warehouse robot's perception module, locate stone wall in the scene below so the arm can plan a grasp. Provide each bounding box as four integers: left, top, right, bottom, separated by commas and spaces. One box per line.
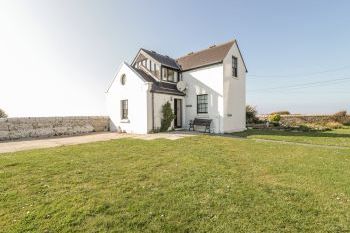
258, 114, 350, 124
0, 116, 110, 141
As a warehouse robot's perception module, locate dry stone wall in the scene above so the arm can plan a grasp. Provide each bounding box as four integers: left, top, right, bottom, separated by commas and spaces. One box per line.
0, 116, 110, 141
258, 114, 350, 124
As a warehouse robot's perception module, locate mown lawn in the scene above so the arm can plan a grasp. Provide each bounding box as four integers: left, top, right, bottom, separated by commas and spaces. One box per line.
1, 135, 350, 232
233, 126, 350, 147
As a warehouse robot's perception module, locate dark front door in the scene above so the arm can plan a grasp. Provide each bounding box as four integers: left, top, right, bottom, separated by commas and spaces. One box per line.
174, 99, 182, 128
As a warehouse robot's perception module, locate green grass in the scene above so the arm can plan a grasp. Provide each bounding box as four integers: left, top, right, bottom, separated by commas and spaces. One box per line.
233, 126, 350, 147
1, 136, 350, 232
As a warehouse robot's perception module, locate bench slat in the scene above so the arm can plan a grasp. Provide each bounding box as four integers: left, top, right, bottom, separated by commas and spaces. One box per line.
189, 118, 212, 133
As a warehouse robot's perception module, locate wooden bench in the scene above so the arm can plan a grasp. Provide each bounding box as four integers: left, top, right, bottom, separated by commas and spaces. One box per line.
189, 118, 212, 133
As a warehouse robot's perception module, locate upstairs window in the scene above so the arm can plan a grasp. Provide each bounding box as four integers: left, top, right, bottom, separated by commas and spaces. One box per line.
147, 59, 151, 70
161, 67, 178, 82
168, 69, 175, 82
121, 100, 128, 119
154, 63, 160, 78
197, 94, 208, 114
120, 74, 126, 85
162, 67, 167, 81
232, 56, 238, 77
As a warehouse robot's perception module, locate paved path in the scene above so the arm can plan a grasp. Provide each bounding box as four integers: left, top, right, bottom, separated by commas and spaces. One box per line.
0, 132, 195, 154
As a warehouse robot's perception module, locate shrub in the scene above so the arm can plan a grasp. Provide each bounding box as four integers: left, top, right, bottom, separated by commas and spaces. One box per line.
246, 105, 259, 123
270, 111, 290, 115
160, 102, 175, 132
268, 114, 281, 122
333, 110, 347, 117
0, 108, 7, 118
324, 121, 343, 129
331, 110, 347, 123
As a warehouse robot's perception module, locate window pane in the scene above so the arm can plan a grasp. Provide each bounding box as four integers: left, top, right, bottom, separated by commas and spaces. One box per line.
168, 69, 174, 82
155, 64, 160, 78
147, 59, 150, 70
162, 68, 167, 81
149, 60, 153, 71
174, 71, 178, 82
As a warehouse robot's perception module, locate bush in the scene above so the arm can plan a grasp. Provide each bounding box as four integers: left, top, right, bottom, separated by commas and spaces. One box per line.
160, 102, 175, 132
268, 114, 281, 122
246, 105, 259, 123
270, 111, 290, 115
331, 110, 347, 123
333, 110, 347, 117
324, 121, 343, 129
0, 108, 7, 118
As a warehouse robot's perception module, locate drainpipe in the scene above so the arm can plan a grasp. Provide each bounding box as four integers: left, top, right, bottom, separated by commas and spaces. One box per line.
147, 82, 155, 131
152, 92, 155, 131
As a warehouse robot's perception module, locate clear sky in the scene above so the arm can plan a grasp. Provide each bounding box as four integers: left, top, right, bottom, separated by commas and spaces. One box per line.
1, 0, 349, 117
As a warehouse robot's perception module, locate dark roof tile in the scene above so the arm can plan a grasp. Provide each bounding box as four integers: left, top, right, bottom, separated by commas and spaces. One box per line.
131, 67, 185, 96
141, 48, 180, 70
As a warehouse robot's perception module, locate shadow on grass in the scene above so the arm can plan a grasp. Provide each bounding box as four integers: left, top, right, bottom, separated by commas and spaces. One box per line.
233, 129, 350, 139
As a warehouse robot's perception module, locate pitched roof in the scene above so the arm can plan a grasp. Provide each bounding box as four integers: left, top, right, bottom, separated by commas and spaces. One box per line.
141, 48, 180, 70
176, 40, 236, 71
130, 66, 185, 96
133, 39, 247, 73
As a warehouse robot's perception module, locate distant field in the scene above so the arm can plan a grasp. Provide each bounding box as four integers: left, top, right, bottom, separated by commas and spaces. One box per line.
1, 135, 350, 232
233, 126, 350, 147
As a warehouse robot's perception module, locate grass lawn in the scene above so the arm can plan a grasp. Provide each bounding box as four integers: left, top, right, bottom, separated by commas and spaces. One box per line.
233, 126, 350, 147
1, 135, 350, 232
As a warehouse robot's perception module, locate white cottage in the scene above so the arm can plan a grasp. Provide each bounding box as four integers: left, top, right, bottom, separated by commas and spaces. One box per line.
106, 39, 247, 134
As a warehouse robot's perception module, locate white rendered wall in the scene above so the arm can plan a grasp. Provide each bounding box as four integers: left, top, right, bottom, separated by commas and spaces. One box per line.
182, 64, 224, 133
222, 43, 246, 132
106, 63, 149, 134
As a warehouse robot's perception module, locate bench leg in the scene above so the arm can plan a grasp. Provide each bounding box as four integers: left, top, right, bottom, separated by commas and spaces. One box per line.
205, 126, 210, 133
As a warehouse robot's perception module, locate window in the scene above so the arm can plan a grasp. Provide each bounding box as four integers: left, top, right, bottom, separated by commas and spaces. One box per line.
161, 67, 178, 82
149, 60, 153, 72
121, 100, 128, 119
232, 56, 238, 77
154, 63, 160, 78
120, 74, 126, 85
162, 67, 167, 81
197, 94, 208, 114
147, 59, 151, 70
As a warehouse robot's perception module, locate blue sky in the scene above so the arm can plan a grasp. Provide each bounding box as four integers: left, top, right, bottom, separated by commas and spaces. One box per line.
0, 0, 349, 116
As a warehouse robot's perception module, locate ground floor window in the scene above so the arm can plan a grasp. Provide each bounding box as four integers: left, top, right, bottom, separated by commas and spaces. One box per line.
197, 94, 208, 114
121, 100, 128, 119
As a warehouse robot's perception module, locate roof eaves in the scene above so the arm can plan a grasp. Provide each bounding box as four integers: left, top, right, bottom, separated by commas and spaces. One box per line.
105, 62, 125, 93
235, 42, 248, 73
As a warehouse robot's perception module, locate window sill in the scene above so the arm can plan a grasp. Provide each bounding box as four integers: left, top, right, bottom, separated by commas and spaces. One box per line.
120, 119, 130, 123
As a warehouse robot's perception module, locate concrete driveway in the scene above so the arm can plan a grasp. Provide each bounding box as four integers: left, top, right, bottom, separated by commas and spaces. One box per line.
0, 131, 196, 154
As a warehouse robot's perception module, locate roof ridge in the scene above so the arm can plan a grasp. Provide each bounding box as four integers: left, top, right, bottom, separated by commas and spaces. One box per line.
141, 48, 174, 59
176, 39, 236, 60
